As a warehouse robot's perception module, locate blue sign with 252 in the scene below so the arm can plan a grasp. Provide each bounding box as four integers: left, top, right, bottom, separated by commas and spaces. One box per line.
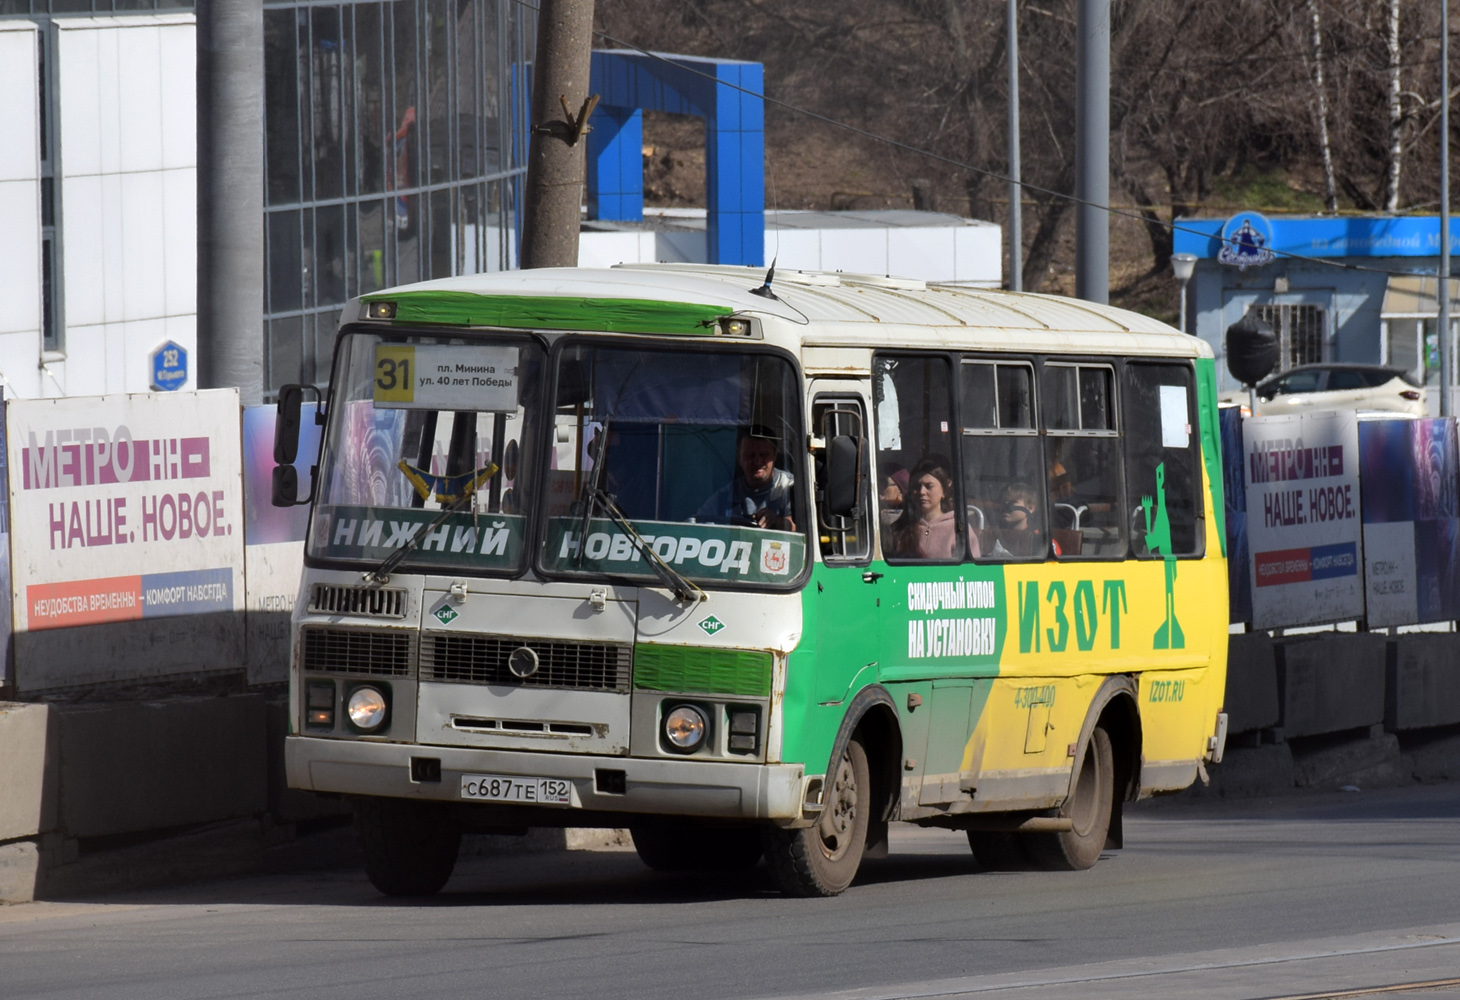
150, 340, 188, 391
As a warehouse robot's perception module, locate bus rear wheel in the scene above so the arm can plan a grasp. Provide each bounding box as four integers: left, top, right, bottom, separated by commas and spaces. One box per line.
630, 823, 764, 872
1026, 726, 1113, 872
354, 796, 462, 896
762, 736, 870, 897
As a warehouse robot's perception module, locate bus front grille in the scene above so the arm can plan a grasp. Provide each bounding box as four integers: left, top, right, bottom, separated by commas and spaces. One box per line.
301, 627, 414, 677
307, 584, 408, 619
420, 635, 631, 693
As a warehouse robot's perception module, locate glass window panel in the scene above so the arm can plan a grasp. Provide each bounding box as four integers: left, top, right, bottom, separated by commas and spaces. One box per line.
963, 436, 1047, 560
311, 6, 344, 201
425, 0, 452, 185
390, 0, 420, 198
354, 2, 386, 196
959, 362, 996, 429
1079, 366, 1114, 429
873, 354, 972, 562
267, 210, 303, 313
296, 9, 314, 194
358, 199, 388, 293
264, 8, 301, 205
1124, 363, 1200, 557
50, 0, 93, 12
315, 202, 347, 307
268, 316, 304, 387
456, 0, 481, 180
997, 364, 1035, 428
1042, 365, 1079, 430
0, 1, 36, 15
429, 187, 452, 278
1046, 437, 1125, 557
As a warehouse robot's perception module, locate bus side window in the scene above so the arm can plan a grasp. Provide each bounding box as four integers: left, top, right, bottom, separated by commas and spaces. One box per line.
873, 354, 969, 562
960, 360, 1046, 561
813, 398, 871, 562
1042, 362, 1125, 558
1123, 362, 1202, 557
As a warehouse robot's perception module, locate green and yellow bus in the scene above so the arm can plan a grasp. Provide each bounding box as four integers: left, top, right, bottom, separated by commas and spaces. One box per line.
274, 263, 1229, 897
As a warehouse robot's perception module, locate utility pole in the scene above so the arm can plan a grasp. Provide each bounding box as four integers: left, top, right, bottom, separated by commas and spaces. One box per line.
1074, 0, 1109, 304
520, 0, 597, 270
196, 0, 264, 403
1442, 0, 1452, 417
1007, 0, 1022, 292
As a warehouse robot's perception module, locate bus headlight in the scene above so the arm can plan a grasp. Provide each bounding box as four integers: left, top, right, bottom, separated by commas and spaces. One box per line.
347, 686, 388, 731
663, 704, 708, 753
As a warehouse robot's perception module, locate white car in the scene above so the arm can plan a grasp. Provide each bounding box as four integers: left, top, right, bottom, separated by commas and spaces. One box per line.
1235, 364, 1426, 417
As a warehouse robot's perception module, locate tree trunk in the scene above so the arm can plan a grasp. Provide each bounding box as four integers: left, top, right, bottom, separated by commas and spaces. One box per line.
1305, 0, 1339, 213
1022, 168, 1076, 293
520, 0, 596, 269
1384, 0, 1403, 213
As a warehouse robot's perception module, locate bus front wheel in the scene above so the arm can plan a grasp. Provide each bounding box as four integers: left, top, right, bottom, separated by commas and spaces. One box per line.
1026, 726, 1114, 871
354, 796, 462, 896
762, 736, 870, 897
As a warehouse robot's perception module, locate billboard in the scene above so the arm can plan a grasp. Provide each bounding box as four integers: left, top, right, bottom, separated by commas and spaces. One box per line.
1359, 418, 1460, 627
7, 390, 245, 691
1244, 411, 1364, 629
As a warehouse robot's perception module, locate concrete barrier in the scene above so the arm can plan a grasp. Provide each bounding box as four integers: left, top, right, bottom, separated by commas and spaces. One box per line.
56, 696, 269, 838
1387, 633, 1460, 732
1224, 632, 1280, 735
0, 703, 55, 843
1276, 632, 1386, 739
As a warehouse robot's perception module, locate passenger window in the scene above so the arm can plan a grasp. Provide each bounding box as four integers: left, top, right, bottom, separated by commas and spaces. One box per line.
814, 397, 871, 563
1328, 370, 1365, 391
873, 354, 972, 562
1123, 363, 1202, 558
960, 360, 1046, 560
1041, 362, 1124, 558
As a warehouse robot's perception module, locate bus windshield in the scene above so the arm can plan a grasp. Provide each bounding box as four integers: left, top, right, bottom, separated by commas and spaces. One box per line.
540, 342, 807, 588
307, 330, 545, 575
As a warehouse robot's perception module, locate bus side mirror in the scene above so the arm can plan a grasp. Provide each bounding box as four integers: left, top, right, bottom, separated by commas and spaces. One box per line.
825, 434, 862, 518
272, 464, 299, 507
274, 384, 305, 464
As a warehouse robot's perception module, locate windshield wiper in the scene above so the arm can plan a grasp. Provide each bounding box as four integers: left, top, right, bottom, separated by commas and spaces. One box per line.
363, 493, 473, 585
575, 417, 614, 567
587, 488, 705, 604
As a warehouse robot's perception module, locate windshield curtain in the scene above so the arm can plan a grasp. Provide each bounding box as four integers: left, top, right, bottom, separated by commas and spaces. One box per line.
308, 330, 545, 574
542, 343, 807, 587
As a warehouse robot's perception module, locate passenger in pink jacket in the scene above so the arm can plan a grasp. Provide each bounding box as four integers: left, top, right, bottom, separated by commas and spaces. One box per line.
886, 458, 979, 560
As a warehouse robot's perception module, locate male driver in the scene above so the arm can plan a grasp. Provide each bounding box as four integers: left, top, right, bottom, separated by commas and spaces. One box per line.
696, 427, 796, 530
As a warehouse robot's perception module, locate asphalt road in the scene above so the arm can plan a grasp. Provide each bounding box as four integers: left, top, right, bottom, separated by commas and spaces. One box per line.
4, 784, 1460, 1000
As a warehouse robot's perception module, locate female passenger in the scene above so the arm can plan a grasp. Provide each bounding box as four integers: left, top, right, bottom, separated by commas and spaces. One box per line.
888, 458, 979, 559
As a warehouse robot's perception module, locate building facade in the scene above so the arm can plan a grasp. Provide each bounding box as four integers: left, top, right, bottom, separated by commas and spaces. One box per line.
0, 0, 532, 396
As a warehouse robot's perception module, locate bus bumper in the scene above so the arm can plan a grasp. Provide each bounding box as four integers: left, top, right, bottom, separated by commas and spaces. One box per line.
285, 735, 807, 823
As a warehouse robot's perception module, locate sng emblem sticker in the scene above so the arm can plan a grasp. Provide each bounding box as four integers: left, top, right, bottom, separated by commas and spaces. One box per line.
432, 602, 459, 625
697, 615, 725, 636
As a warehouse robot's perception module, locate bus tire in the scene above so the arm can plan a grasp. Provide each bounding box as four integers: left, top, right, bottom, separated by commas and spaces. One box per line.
630, 824, 764, 872
1026, 726, 1113, 872
762, 736, 870, 897
967, 831, 1031, 871
354, 796, 461, 897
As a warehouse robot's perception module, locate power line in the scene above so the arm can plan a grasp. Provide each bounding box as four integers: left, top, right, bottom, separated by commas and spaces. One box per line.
515, 0, 1448, 281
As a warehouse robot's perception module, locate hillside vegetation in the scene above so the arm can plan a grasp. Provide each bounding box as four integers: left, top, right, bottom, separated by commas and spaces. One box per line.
595, 0, 1452, 321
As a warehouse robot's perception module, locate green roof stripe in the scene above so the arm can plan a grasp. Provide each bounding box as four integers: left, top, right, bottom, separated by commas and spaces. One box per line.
633, 644, 772, 698
363, 291, 733, 335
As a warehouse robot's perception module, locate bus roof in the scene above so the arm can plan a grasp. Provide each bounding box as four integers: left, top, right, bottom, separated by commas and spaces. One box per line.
353, 264, 1210, 360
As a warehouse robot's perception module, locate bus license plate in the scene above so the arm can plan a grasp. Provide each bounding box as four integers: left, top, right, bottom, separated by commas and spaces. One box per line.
460, 774, 573, 805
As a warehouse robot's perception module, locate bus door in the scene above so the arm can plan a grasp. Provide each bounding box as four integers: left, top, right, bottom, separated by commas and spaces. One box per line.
808, 386, 877, 707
